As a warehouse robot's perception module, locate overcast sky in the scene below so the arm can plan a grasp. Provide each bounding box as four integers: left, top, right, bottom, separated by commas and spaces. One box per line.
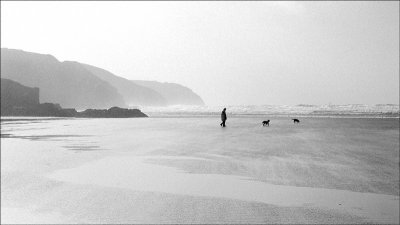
1, 1, 399, 106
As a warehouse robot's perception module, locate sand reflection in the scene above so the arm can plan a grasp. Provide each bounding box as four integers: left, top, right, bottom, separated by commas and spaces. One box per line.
47, 156, 399, 223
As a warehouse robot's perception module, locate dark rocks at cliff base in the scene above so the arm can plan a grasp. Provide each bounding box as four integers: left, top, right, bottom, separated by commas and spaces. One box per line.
78, 107, 147, 118
5, 103, 78, 117
35, 103, 78, 117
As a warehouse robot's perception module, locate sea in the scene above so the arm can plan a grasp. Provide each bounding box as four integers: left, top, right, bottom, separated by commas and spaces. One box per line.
138, 104, 399, 118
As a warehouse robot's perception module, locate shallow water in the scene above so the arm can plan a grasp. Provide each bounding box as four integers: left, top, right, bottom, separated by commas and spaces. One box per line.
1, 116, 399, 223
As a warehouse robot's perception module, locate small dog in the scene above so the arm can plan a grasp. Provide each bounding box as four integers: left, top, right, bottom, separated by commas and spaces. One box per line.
292, 119, 300, 124
262, 120, 270, 126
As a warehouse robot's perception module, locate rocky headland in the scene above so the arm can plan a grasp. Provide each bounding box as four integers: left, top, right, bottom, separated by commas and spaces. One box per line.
1, 48, 205, 108
1, 78, 147, 118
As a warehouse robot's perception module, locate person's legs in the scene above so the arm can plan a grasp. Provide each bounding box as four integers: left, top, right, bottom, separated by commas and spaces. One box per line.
222, 120, 226, 127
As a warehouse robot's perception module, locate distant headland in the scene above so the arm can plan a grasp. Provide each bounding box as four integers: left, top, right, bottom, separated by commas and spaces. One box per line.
1, 48, 205, 109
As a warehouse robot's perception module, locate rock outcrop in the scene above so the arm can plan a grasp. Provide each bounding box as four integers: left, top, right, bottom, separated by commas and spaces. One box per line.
78, 107, 147, 118
1, 78, 147, 118
1, 78, 40, 115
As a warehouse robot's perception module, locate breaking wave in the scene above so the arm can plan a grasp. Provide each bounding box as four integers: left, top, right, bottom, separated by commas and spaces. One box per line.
137, 104, 399, 118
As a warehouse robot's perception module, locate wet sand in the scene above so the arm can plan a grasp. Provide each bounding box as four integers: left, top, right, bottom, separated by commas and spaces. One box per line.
47, 155, 399, 223
1, 117, 399, 223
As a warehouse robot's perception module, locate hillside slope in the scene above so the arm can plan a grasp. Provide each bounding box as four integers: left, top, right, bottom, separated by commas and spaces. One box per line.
132, 80, 205, 106
1, 48, 125, 109
81, 63, 167, 106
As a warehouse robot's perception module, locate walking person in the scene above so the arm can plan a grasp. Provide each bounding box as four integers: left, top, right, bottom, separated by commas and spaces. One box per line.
220, 108, 227, 127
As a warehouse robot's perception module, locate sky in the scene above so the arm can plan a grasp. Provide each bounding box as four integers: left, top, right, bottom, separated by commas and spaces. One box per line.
1, 1, 399, 106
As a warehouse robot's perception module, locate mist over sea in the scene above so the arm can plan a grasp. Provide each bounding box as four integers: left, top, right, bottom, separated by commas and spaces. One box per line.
138, 104, 400, 118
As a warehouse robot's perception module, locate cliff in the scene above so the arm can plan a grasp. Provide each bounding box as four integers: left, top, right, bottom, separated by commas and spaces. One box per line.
1, 78, 40, 115
81, 63, 168, 106
1, 48, 205, 107
1, 78, 77, 116
1, 48, 126, 109
131, 80, 205, 106
0, 79, 147, 118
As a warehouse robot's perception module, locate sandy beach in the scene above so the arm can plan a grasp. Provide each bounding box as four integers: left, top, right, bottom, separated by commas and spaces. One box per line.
1, 116, 399, 223
2, 1, 399, 223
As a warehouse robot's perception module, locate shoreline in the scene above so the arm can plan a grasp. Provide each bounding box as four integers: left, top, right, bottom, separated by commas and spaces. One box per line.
2, 115, 399, 120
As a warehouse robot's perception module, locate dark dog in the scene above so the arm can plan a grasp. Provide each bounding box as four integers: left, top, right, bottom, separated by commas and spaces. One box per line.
262, 120, 270, 126
292, 119, 300, 124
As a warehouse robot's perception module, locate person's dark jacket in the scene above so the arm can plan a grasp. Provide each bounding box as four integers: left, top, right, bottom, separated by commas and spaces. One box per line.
221, 110, 227, 121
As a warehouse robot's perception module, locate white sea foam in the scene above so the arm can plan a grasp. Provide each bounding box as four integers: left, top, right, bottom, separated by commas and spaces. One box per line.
137, 104, 399, 118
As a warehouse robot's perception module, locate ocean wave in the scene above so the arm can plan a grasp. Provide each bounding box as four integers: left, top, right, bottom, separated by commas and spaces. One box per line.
136, 104, 399, 118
